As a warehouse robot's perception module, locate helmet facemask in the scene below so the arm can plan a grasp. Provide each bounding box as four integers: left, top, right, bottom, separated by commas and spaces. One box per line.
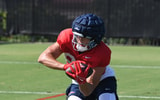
72, 32, 97, 52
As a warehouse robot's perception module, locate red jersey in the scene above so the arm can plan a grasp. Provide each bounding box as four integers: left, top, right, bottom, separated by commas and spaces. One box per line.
57, 28, 111, 68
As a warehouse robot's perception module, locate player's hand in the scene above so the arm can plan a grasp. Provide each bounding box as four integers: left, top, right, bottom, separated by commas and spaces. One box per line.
63, 61, 77, 79
63, 61, 73, 70
64, 60, 91, 84
74, 61, 91, 84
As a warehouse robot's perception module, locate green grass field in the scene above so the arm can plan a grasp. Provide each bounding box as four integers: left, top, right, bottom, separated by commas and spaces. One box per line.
0, 43, 160, 100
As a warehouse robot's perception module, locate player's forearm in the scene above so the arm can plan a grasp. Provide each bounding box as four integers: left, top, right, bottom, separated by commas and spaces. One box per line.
79, 82, 94, 96
38, 54, 64, 70
40, 59, 64, 70
79, 71, 101, 96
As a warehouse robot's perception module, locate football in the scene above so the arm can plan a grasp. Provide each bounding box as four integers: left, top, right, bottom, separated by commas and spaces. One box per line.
65, 62, 93, 79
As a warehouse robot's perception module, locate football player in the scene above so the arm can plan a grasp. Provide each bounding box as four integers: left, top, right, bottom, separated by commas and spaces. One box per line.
38, 13, 119, 100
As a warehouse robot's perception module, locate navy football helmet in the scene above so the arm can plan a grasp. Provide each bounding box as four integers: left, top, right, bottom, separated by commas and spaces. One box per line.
72, 13, 105, 52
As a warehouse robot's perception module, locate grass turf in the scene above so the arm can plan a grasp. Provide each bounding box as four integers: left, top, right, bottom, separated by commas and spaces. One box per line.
0, 43, 160, 100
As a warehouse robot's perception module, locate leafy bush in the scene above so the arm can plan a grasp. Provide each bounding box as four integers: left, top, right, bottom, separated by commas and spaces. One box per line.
0, 10, 7, 31
0, 35, 57, 43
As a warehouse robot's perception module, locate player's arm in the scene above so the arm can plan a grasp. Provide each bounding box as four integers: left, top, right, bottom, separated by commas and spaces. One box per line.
79, 66, 106, 96
38, 42, 65, 70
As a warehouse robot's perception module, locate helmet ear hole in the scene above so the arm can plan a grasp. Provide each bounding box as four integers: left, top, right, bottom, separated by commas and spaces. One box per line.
89, 40, 97, 49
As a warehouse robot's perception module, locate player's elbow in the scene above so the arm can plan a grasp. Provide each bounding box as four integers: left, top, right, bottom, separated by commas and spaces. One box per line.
38, 55, 45, 64
38, 57, 43, 64
38, 58, 42, 63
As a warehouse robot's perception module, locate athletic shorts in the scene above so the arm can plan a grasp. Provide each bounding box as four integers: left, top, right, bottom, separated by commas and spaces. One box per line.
66, 77, 119, 100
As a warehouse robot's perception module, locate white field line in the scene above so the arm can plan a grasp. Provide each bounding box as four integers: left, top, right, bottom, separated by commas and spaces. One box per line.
112, 65, 160, 69
119, 95, 160, 99
1, 61, 160, 69
0, 61, 38, 64
0, 91, 61, 95
0, 91, 160, 99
